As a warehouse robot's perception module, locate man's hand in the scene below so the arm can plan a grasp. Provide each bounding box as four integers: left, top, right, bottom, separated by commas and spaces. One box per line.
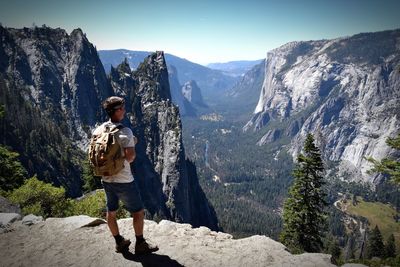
124, 147, 136, 163
133, 136, 138, 145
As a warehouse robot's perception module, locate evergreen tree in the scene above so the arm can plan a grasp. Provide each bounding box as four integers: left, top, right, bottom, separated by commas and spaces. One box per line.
366, 225, 385, 258
326, 236, 341, 264
367, 133, 400, 184
280, 133, 327, 253
385, 233, 396, 258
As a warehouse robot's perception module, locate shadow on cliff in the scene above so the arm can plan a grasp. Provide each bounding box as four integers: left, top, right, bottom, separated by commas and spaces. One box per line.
122, 251, 184, 267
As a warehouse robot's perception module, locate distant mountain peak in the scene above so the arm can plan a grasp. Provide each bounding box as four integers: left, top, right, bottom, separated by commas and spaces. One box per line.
182, 80, 206, 108
207, 59, 264, 77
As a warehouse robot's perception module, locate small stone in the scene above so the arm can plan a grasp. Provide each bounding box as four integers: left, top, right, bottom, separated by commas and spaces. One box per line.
22, 214, 43, 226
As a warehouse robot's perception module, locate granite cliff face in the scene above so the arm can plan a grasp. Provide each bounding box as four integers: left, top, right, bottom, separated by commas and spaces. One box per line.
0, 26, 218, 229
245, 29, 400, 183
0, 26, 112, 195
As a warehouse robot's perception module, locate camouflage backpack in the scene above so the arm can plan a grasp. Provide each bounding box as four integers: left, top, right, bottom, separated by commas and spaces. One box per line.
88, 124, 125, 176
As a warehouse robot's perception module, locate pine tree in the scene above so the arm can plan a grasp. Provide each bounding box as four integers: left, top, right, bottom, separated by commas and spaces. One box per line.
366, 225, 385, 258
327, 236, 341, 264
367, 133, 400, 184
385, 233, 396, 258
280, 133, 327, 253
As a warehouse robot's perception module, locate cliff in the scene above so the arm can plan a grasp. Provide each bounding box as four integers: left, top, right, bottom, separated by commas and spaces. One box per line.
244, 29, 400, 183
0, 25, 112, 195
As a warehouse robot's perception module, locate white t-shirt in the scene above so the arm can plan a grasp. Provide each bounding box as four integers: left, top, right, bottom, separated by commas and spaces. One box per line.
92, 120, 135, 183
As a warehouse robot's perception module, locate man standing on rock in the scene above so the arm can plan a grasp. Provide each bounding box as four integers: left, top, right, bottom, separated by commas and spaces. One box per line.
91, 96, 158, 254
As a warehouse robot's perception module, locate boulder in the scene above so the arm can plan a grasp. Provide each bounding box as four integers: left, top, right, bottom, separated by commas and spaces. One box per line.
0, 213, 21, 227
0, 196, 21, 214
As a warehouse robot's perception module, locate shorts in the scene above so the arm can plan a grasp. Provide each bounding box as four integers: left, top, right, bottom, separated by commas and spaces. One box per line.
102, 181, 144, 213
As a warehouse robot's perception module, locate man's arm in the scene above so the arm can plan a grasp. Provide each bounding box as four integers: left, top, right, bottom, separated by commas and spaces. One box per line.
124, 147, 136, 163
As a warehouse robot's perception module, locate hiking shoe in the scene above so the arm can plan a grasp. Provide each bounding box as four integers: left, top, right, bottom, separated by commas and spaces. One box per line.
115, 237, 131, 253
135, 240, 159, 255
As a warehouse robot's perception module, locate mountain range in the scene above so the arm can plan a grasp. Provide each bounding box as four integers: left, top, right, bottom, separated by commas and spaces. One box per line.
98, 49, 238, 102
207, 59, 264, 77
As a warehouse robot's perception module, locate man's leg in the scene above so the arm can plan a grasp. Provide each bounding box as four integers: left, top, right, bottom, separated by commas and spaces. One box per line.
106, 211, 119, 236
132, 209, 144, 236
120, 182, 158, 254
132, 209, 158, 254
107, 210, 131, 252
103, 182, 131, 253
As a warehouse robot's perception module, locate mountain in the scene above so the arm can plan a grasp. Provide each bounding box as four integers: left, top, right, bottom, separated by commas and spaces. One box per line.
244, 29, 400, 184
98, 49, 239, 101
207, 59, 264, 77
0, 26, 218, 229
181, 80, 207, 108
0, 26, 111, 196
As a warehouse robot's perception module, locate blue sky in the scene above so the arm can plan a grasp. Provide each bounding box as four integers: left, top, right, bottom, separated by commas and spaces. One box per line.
0, 0, 399, 65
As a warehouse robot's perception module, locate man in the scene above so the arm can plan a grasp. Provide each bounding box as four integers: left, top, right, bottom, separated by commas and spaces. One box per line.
92, 96, 158, 254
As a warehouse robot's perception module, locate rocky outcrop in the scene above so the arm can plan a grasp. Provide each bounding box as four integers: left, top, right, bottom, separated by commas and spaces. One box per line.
257, 129, 282, 146
245, 29, 400, 183
0, 215, 337, 267
0, 196, 21, 214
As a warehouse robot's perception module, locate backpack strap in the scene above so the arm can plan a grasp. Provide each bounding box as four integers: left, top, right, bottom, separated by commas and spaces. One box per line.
105, 123, 124, 133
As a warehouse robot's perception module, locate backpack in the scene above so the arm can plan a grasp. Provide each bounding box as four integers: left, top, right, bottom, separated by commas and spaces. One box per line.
88, 124, 125, 176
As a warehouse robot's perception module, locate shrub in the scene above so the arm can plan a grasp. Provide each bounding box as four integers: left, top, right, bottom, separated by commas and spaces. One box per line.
8, 176, 71, 218
70, 190, 129, 219
70, 190, 107, 218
